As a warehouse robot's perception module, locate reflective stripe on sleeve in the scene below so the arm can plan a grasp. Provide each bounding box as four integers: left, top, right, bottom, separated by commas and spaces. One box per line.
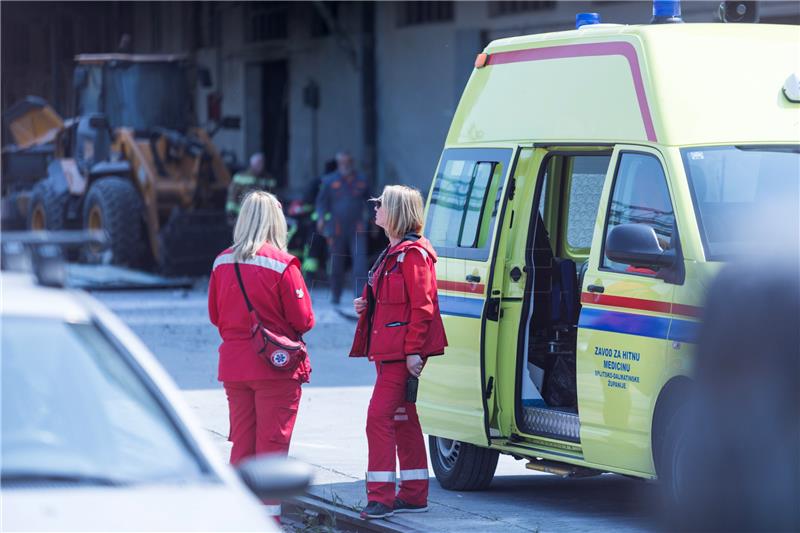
264, 504, 281, 516
395, 407, 406, 413
399, 469, 429, 481
212, 252, 289, 274
398, 248, 429, 263
366, 471, 396, 482
394, 414, 409, 421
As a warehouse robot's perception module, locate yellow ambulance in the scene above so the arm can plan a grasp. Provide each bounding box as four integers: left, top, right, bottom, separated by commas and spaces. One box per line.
416, 18, 800, 500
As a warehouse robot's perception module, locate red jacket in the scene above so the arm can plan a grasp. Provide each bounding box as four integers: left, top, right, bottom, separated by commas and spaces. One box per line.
208, 244, 315, 382
349, 236, 447, 362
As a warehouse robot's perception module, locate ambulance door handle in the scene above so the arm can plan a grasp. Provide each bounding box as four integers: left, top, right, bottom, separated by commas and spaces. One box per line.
587, 284, 605, 294
466, 274, 481, 283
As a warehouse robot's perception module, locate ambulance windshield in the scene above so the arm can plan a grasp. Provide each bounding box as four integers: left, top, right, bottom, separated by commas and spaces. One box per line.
681, 146, 800, 260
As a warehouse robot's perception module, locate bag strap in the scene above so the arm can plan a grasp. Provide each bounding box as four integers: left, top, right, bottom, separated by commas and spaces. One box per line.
233, 262, 255, 313
234, 261, 303, 345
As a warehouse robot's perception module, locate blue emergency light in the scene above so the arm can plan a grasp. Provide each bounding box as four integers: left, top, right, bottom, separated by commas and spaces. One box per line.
651, 0, 684, 24
575, 12, 601, 29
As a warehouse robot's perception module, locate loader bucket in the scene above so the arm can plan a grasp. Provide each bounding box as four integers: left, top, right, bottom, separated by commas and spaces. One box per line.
3, 97, 64, 149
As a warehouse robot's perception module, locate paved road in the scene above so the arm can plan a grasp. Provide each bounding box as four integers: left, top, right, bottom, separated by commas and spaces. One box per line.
94, 283, 660, 532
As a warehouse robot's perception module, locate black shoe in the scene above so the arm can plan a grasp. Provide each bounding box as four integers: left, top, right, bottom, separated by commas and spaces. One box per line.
359, 501, 394, 519
393, 498, 428, 513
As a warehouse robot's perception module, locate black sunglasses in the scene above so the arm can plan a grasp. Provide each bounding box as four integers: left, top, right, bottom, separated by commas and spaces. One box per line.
373, 199, 382, 209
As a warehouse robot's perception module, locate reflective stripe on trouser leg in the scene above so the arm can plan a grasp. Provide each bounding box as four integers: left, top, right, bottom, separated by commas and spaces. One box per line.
395, 401, 429, 505
366, 363, 407, 506
366, 471, 396, 482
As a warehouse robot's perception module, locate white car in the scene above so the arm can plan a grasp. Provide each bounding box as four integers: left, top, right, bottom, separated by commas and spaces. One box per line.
1, 235, 305, 532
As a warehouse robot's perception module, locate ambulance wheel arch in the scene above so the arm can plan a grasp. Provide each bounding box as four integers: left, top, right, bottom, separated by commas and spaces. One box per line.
651, 376, 693, 480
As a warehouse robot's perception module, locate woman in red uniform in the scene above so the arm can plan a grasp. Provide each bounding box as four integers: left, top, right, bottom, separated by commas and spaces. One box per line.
350, 185, 447, 519
208, 191, 314, 520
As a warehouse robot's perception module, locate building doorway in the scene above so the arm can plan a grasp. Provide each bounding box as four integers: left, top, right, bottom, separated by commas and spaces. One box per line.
261, 59, 289, 188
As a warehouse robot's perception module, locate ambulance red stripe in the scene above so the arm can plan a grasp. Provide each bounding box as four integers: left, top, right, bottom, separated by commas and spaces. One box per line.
438, 279, 485, 294
581, 292, 701, 318
485, 42, 657, 142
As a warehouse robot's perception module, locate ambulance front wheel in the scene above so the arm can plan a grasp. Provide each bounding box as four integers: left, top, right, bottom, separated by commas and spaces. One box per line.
658, 405, 691, 508
429, 435, 499, 491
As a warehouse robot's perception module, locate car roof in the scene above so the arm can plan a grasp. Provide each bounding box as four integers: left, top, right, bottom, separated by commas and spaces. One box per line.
1, 272, 91, 322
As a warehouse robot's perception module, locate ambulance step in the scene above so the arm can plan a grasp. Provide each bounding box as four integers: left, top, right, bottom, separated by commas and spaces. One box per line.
521, 405, 581, 442
525, 458, 601, 478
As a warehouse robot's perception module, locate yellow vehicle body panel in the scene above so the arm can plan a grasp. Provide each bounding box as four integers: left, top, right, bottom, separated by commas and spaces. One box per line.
419, 21, 799, 481
447, 24, 799, 147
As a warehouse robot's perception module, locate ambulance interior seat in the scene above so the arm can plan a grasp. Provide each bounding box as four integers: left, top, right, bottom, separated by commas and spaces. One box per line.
551, 258, 578, 327
524, 213, 578, 411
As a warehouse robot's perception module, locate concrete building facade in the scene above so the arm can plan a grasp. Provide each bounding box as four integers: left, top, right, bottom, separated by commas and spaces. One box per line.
3, 1, 798, 195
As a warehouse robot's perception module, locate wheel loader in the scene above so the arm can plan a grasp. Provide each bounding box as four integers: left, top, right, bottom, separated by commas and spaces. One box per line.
1, 53, 240, 275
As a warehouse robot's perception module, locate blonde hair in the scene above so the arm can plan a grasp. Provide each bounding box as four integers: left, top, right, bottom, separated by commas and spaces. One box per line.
232, 191, 287, 261
378, 185, 424, 240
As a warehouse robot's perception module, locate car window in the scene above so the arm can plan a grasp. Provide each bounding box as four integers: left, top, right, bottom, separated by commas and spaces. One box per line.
1, 317, 207, 485
602, 152, 675, 274
425, 148, 512, 261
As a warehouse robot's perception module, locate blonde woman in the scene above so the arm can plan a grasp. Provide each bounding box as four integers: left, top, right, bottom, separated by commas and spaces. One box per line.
208, 191, 314, 520
349, 185, 447, 519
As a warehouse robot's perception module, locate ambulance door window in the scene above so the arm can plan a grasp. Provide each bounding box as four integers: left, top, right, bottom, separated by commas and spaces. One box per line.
602, 153, 675, 275
425, 148, 512, 261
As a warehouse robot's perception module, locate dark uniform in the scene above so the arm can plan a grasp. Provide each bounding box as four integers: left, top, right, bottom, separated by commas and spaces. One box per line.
299, 175, 326, 277
315, 171, 370, 304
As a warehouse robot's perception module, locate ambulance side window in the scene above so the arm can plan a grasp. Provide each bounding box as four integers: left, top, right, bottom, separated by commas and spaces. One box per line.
425, 148, 512, 261
565, 156, 610, 252
602, 153, 675, 274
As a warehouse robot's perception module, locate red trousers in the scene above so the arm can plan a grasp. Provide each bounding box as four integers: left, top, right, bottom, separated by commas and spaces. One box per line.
224, 379, 301, 519
366, 362, 429, 507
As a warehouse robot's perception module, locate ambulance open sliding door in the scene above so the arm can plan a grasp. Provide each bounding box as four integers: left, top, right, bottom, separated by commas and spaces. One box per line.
577, 146, 678, 474
417, 147, 514, 446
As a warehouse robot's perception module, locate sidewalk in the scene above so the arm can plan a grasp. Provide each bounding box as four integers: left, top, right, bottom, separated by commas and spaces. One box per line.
180, 288, 658, 533
97, 285, 658, 532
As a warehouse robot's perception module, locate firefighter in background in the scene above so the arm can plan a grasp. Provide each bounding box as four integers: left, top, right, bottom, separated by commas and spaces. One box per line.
226, 152, 277, 226
315, 152, 371, 308
350, 185, 447, 519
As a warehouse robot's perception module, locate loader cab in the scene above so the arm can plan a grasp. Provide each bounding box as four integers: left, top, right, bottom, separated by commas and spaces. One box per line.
73, 55, 194, 133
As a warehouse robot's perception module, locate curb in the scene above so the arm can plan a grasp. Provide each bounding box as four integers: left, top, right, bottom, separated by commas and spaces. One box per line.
284, 494, 425, 532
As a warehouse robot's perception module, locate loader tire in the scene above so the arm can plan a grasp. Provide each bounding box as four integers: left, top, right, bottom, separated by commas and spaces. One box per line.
81, 177, 146, 267
27, 178, 68, 231
429, 435, 499, 491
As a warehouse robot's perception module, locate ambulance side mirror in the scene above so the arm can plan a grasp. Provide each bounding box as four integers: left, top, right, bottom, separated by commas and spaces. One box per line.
605, 224, 676, 269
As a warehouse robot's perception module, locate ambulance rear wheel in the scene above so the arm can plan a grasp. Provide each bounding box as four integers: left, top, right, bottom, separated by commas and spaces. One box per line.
429, 435, 499, 491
